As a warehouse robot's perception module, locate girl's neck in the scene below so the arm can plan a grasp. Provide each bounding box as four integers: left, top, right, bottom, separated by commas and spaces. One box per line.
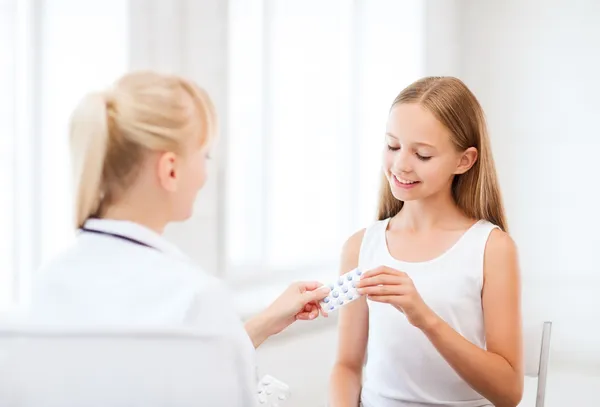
393, 189, 468, 232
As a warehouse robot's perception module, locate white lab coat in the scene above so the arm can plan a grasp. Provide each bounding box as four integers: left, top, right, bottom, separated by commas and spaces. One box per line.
22, 218, 258, 406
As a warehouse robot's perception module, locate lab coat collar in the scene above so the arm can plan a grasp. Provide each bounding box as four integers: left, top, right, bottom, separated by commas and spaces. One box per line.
82, 218, 188, 260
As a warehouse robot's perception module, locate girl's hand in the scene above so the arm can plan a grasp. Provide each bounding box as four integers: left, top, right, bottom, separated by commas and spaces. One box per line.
356, 266, 439, 331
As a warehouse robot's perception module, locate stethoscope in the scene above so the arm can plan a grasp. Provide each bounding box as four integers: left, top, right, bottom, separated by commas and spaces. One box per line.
80, 227, 158, 251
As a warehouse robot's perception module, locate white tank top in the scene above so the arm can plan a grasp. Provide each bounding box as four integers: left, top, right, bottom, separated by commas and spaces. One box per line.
360, 218, 497, 407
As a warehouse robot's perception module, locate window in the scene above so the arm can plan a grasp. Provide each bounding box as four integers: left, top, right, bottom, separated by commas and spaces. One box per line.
1, 0, 38, 313
226, 0, 425, 283
0, 0, 17, 312
0, 0, 128, 313
37, 0, 129, 262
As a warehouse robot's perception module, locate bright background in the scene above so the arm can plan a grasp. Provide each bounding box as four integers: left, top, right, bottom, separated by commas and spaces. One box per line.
2, 0, 599, 405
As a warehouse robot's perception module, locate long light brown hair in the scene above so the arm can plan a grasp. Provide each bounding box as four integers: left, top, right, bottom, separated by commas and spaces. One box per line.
69, 71, 217, 229
377, 76, 508, 231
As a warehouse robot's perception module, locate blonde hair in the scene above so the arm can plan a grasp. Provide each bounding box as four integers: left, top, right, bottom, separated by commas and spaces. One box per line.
69, 71, 217, 229
377, 76, 508, 231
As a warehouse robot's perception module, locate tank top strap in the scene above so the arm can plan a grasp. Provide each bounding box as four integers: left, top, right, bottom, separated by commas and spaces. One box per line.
450, 219, 500, 277
461, 219, 499, 253
358, 218, 391, 271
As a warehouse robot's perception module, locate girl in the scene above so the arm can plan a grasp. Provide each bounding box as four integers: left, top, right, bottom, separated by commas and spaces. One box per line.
329, 77, 523, 407
25, 71, 329, 404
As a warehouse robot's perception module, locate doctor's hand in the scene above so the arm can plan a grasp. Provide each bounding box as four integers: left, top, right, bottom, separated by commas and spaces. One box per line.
244, 281, 330, 348
356, 266, 440, 331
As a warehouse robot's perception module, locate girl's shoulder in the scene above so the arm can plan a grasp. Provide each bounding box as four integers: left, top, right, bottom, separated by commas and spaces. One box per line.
485, 227, 516, 256
341, 219, 393, 271
345, 218, 392, 250
341, 228, 366, 262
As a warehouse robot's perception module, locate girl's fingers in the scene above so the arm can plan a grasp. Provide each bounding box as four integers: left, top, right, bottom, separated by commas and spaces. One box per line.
357, 285, 405, 296
361, 266, 406, 279
367, 295, 403, 307
357, 274, 405, 288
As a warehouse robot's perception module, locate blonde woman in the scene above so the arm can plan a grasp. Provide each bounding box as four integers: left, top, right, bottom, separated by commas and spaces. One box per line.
26, 71, 330, 404
329, 77, 523, 407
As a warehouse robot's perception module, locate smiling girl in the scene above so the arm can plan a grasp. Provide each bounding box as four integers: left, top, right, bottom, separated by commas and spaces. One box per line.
329, 76, 523, 407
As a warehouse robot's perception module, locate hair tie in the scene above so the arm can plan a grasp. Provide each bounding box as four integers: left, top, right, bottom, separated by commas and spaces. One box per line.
103, 90, 116, 110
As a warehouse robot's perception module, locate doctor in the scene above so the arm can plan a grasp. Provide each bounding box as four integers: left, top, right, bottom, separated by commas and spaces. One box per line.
26, 70, 330, 404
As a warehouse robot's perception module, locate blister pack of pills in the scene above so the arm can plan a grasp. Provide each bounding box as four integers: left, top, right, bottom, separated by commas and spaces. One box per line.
319, 267, 363, 312
257, 375, 291, 406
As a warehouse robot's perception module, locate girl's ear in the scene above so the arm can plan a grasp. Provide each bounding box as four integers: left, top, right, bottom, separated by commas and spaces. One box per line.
455, 147, 478, 175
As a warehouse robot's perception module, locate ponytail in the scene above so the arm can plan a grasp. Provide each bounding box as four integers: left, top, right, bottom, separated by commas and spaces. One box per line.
69, 93, 110, 229
68, 71, 218, 230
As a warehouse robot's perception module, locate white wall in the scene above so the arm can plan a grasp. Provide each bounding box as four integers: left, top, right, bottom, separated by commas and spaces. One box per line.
423, 0, 462, 77
458, 0, 600, 367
